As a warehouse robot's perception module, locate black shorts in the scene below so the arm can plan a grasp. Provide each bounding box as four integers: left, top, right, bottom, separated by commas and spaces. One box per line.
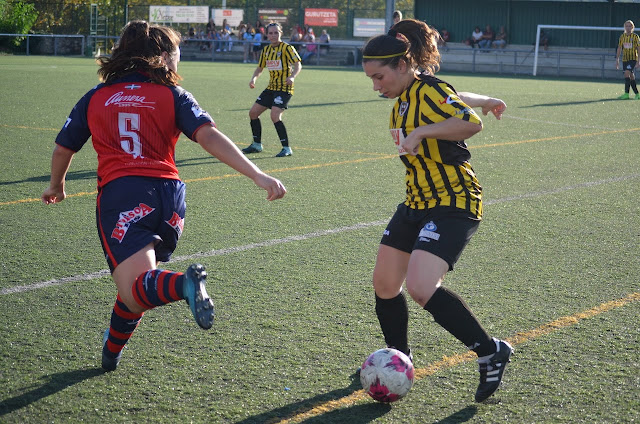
96, 176, 186, 273
256, 89, 292, 110
253, 44, 263, 52
622, 60, 637, 73
380, 204, 480, 271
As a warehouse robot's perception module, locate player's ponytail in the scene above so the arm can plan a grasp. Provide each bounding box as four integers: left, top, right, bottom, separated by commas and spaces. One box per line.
97, 20, 182, 86
362, 19, 440, 76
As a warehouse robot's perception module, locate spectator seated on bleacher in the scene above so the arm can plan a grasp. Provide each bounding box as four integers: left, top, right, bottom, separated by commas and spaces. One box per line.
301, 27, 316, 63
492, 26, 508, 49
464, 26, 483, 48
478, 25, 494, 52
438, 28, 450, 51
318, 30, 330, 54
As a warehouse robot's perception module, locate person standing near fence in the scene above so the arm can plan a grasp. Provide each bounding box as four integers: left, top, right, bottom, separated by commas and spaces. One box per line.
41, 20, 287, 372
361, 18, 513, 402
615, 20, 640, 100
242, 22, 302, 158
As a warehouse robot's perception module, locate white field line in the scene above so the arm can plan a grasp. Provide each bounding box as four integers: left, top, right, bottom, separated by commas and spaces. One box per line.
2, 173, 639, 296
502, 114, 619, 131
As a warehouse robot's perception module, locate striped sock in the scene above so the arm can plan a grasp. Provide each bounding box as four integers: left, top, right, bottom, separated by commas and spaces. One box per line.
104, 295, 144, 358
131, 269, 185, 310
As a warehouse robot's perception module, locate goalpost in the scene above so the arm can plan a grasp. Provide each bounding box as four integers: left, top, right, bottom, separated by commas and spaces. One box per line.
532, 24, 640, 76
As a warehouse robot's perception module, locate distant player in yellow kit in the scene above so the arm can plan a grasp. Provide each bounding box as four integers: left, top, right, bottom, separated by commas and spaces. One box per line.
615, 20, 640, 100
242, 22, 302, 157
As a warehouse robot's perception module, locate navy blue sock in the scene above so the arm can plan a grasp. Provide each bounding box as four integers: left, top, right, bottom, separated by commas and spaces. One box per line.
105, 295, 144, 358
131, 269, 185, 309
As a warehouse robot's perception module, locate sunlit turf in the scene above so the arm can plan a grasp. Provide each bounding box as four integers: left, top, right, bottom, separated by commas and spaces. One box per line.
0, 56, 638, 423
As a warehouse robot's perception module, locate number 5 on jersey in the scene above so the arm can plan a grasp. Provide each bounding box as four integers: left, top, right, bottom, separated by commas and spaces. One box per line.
119, 112, 144, 159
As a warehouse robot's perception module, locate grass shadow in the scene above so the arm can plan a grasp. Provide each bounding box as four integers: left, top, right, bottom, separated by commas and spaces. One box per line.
235, 374, 366, 424
522, 98, 620, 108
435, 405, 478, 423
0, 367, 105, 416
0, 169, 96, 186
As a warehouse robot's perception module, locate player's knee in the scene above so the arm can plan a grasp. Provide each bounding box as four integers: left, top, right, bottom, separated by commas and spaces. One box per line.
119, 291, 146, 314
406, 280, 438, 307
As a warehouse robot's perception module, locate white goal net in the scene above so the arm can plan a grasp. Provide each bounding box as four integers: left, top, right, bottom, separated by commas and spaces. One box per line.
532, 24, 640, 76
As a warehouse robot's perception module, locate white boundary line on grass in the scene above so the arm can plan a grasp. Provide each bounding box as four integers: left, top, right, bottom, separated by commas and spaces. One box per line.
2, 173, 639, 296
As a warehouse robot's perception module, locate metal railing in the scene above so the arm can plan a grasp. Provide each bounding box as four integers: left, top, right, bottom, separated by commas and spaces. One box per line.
0, 33, 85, 56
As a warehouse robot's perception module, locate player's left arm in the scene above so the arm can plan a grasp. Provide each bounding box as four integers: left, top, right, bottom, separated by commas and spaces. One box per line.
287, 61, 302, 86
458, 92, 507, 120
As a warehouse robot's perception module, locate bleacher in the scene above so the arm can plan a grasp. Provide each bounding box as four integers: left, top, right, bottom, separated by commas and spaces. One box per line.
439, 42, 617, 78
180, 38, 362, 66
180, 38, 619, 79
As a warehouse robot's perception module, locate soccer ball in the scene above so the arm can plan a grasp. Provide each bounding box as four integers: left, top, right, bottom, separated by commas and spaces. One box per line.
360, 348, 414, 403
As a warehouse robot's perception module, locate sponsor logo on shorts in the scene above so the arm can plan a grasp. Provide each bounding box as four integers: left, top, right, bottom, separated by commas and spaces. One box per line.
111, 203, 155, 242
274, 96, 284, 105
166, 212, 184, 237
418, 221, 440, 242
383, 229, 390, 236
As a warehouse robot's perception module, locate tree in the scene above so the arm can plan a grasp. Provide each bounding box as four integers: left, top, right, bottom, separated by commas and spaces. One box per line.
0, 0, 38, 48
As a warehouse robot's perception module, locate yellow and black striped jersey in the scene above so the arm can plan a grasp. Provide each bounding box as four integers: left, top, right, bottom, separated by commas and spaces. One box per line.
618, 32, 640, 61
390, 74, 483, 218
258, 42, 301, 94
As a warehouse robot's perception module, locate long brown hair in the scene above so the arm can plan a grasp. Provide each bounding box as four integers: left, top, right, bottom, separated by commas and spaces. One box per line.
362, 19, 441, 76
97, 20, 182, 85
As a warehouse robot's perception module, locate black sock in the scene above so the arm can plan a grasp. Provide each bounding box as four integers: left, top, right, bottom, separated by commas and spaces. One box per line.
375, 293, 409, 355
274, 120, 289, 147
625, 77, 631, 93
424, 286, 495, 356
250, 119, 261, 144
631, 79, 638, 94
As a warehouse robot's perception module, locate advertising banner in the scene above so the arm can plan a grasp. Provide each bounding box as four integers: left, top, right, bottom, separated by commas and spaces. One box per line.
304, 8, 339, 27
149, 6, 209, 24
353, 18, 385, 37
258, 9, 291, 26
212, 9, 244, 27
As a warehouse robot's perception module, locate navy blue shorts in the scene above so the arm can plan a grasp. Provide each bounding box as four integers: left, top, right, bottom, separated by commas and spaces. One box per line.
256, 89, 292, 110
96, 176, 186, 273
380, 204, 480, 271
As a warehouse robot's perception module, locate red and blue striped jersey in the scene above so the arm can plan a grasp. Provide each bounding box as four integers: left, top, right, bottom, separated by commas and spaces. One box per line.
55, 72, 215, 188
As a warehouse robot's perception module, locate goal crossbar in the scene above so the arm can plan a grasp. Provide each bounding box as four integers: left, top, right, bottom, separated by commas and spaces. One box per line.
533, 24, 640, 76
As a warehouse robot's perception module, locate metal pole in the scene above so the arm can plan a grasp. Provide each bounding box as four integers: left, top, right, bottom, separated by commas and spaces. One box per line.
533, 25, 541, 76
385, 0, 395, 31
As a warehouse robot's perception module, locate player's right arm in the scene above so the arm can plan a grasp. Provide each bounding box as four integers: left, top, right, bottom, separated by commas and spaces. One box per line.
42, 144, 75, 204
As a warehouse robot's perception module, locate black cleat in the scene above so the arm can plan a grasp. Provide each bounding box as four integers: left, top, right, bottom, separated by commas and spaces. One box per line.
475, 339, 513, 402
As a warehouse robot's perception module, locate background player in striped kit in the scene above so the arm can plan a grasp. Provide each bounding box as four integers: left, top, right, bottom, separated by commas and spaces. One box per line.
361, 18, 513, 402
242, 22, 302, 157
42, 20, 286, 371
615, 20, 640, 100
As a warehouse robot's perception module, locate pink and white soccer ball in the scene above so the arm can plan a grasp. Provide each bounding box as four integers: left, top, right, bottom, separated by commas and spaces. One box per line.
360, 348, 414, 403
